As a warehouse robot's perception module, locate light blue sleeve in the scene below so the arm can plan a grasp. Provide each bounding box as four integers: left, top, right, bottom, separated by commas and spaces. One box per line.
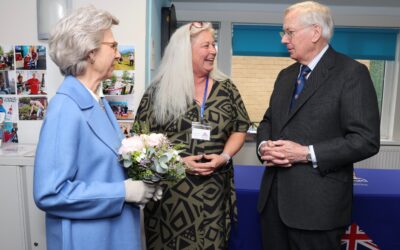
33, 95, 126, 219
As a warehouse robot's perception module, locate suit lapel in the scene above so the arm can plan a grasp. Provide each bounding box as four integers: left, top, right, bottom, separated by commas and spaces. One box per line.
281, 47, 336, 130
277, 67, 298, 127
58, 76, 122, 155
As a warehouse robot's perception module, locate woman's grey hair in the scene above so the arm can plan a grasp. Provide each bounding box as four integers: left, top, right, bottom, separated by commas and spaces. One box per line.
49, 5, 119, 76
152, 22, 228, 125
285, 1, 334, 41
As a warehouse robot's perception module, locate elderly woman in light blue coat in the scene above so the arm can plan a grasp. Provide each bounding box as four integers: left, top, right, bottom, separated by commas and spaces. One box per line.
33, 6, 161, 250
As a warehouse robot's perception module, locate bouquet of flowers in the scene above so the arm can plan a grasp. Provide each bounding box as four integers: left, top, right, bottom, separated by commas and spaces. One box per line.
119, 133, 186, 183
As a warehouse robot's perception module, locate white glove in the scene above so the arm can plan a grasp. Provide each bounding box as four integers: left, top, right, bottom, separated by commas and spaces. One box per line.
153, 185, 163, 201
124, 179, 156, 204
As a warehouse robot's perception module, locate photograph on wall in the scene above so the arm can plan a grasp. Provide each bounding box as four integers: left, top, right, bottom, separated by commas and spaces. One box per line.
0, 45, 15, 70
0, 96, 19, 143
105, 96, 134, 120
15, 45, 46, 70
0, 96, 18, 122
114, 45, 135, 70
18, 96, 48, 120
0, 70, 16, 94
102, 70, 134, 95
1, 122, 18, 143
16, 70, 47, 95
118, 121, 134, 138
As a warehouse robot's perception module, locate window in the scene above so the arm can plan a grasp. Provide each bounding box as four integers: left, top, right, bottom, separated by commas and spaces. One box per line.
232, 56, 292, 122
231, 24, 399, 140
232, 57, 384, 122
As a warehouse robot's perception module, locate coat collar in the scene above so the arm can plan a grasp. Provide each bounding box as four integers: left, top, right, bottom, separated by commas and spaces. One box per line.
57, 76, 96, 110
57, 76, 123, 155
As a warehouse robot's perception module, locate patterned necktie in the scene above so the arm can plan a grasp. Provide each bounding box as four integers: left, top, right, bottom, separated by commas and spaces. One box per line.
291, 64, 311, 109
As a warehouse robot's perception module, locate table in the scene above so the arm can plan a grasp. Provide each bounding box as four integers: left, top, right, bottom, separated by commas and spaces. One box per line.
229, 165, 264, 250
352, 168, 400, 250
229, 166, 400, 250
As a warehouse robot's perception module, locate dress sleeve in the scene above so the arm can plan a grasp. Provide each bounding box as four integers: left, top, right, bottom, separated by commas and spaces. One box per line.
135, 88, 154, 132
227, 80, 250, 132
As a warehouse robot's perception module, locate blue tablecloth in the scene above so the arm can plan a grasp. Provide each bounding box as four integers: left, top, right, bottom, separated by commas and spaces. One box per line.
229, 166, 400, 250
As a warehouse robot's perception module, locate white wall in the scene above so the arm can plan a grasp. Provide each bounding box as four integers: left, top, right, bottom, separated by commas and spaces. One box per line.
0, 0, 51, 144
2, 0, 400, 146
0, 0, 149, 144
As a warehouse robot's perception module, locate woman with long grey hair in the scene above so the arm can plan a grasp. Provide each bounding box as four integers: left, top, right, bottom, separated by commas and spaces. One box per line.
136, 21, 250, 249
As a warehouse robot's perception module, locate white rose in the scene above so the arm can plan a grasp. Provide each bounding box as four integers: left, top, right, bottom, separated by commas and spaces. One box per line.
119, 135, 144, 154
144, 133, 166, 147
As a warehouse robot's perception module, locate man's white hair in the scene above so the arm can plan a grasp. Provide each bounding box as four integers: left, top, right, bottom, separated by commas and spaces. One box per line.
285, 1, 334, 41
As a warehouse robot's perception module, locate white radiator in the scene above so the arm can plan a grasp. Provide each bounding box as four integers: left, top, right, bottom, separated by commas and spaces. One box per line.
355, 145, 400, 169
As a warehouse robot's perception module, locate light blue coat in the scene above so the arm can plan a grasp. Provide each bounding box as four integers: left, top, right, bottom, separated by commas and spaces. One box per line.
34, 76, 141, 250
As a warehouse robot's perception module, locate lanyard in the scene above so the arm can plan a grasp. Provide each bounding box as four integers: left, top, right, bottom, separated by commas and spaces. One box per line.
200, 77, 209, 122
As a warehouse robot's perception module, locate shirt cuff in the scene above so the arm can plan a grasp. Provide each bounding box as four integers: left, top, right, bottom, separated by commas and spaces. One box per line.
309, 145, 318, 168
258, 141, 267, 156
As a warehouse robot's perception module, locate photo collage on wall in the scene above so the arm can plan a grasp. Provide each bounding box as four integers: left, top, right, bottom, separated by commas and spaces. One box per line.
0, 44, 48, 144
102, 45, 136, 138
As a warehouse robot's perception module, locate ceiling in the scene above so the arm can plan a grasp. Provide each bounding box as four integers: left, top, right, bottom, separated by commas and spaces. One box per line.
172, 0, 400, 7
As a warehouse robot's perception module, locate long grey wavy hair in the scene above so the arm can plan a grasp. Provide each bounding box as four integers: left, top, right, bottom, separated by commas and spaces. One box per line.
152, 22, 228, 125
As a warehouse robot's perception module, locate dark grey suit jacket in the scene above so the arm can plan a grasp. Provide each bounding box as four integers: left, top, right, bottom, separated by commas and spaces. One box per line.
256, 46, 380, 230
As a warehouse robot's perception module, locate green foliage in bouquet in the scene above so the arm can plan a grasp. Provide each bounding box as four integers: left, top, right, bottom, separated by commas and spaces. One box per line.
119, 122, 186, 184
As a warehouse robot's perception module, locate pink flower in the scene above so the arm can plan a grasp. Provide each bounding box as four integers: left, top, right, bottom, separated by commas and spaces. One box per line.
119, 135, 144, 154
142, 133, 166, 147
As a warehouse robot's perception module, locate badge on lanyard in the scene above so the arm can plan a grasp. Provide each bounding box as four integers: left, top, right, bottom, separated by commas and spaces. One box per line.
191, 121, 211, 141
191, 76, 211, 141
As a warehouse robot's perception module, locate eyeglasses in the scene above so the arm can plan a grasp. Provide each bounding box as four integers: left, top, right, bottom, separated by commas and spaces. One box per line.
189, 21, 204, 30
279, 25, 314, 39
102, 41, 119, 52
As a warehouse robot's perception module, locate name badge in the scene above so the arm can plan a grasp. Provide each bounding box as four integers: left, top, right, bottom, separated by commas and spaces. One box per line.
191, 122, 211, 141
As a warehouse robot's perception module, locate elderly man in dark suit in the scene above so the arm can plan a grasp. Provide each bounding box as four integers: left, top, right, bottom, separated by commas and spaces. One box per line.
256, 1, 380, 249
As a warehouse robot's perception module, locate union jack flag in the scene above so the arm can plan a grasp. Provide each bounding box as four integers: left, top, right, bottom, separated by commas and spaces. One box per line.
341, 223, 380, 250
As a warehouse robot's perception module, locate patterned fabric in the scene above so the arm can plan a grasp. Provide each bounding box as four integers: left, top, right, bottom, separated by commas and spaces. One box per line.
291, 64, 311, 109
136, 79, 250, 250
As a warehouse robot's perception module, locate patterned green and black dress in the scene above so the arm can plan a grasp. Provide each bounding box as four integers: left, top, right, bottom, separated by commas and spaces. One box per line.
135, 79, 250, 250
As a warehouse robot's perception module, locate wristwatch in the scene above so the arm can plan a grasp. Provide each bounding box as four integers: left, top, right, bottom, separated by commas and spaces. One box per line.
306, 152, 312, 162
